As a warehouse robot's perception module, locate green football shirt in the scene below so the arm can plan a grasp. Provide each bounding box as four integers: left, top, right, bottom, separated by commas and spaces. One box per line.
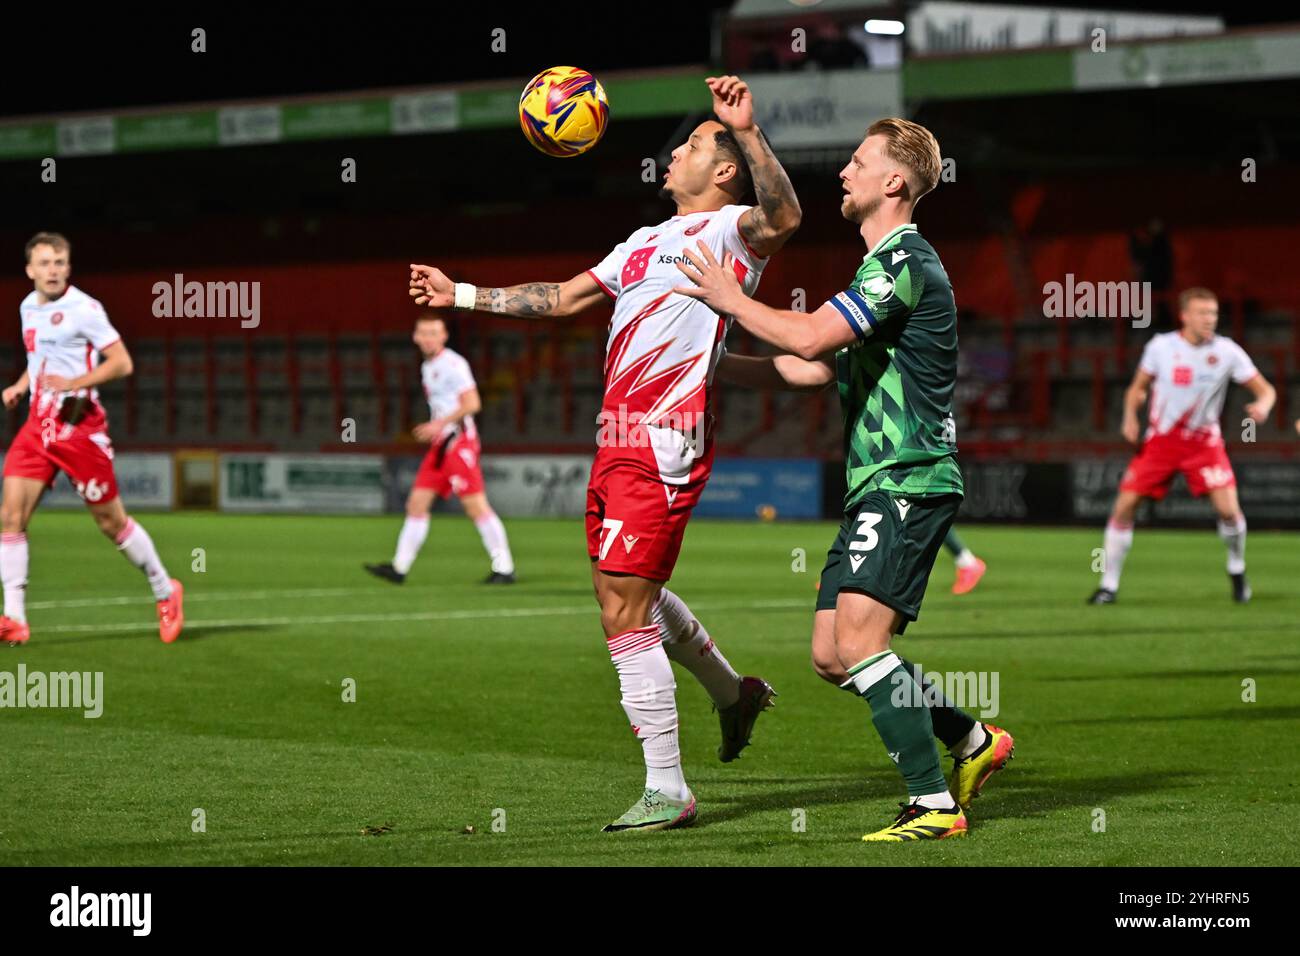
827, 223, 963, 508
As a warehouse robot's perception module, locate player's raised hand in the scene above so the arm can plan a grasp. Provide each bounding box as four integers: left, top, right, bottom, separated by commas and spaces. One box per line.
409, 264, 455, 308
706, 75, 754, 132
1244, 400, 1270, 423
674, 241, 745, 315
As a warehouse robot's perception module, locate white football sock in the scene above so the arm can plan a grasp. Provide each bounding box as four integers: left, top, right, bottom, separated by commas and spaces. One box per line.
474, 510, 514, 574
954, 548, 978, 569
1100, 519, 1133, 592
607, 624, 688, 802
392, 515, 429, 575
116, 519, 172, 601
1217, 514, 1247, 575
912, 791, 959, 810
653, 588, 740, 709
645, 734, 688, 799
951, 721, 988, 759
1, 531, 29, 623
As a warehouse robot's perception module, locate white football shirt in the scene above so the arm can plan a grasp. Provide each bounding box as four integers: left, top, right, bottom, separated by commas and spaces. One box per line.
587, 203, 766, 480
19, 284, 121, 420
1138, 331, 1258, 442
421, 347, 477, 441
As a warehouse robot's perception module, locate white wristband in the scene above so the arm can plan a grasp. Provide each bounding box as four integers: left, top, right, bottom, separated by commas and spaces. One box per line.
453, 282, 478, 310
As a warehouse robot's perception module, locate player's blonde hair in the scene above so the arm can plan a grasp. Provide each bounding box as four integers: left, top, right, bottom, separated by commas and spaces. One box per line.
865, 118, 942, 203
1179, 287, 1217, 311
25, 231, 70, 263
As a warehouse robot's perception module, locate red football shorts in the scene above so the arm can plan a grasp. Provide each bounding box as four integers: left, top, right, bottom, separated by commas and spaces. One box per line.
585, 446, 712, 581
3, 404, 119, 504
1119, 433, 1236, 500
413, 432, 484, 498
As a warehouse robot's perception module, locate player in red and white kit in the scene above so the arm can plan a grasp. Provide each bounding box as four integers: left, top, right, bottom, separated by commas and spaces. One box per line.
364, 314, 516, 584
1, 233, 184, 645
1089, 287, 1276, 605
408, 77, 801, 830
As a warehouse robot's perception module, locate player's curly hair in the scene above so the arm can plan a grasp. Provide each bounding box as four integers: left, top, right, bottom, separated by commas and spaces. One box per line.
866, 118, 942, 204
25, 231, 70, 263
711, 128, 754, 203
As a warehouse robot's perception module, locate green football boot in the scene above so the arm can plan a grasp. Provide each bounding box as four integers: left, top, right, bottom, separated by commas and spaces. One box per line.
602, 788, 697, 832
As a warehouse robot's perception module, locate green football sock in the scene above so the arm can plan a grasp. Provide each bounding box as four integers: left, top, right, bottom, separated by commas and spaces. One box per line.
896, 656, 977, 748
943, 527, 965, 557
849, 652, 947, 797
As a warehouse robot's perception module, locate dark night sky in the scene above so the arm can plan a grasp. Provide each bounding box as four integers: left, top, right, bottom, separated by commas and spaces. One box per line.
0, 2, 1288, 119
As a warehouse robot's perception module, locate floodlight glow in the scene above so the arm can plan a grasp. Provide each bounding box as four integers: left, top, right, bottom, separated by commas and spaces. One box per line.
865, 19, 905, 36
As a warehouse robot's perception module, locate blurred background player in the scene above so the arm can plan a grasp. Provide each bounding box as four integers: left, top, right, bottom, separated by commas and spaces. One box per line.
943, 527, 985, 594
365, 315, 515, 585
1089, 287, 1276, 605
409, 76, 797, 831
0, 233, 183, 645
677, 118, 1013, 842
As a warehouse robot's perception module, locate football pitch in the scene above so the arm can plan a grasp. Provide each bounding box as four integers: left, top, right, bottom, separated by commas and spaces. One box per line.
3, 512, 1297, 867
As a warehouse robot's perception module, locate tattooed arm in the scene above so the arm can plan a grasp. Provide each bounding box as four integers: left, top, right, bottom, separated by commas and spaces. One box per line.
408, 266, 607, 319
708, 74, 802, 258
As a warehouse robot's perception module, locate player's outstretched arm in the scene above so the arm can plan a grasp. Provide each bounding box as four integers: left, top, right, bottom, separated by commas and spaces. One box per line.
1120, 368, 1153, 444
410, 265, 604, 319
675, 241, 856, 360
708, 75, 801, 257
718, 353, 834, 392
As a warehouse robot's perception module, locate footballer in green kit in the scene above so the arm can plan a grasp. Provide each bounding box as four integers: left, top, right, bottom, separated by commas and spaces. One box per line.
675, 118, 1014, 842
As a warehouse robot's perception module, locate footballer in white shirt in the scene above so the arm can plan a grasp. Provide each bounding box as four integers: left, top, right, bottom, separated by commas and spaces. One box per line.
408, 76, 796, 831
364, 315, 516, 585
1089, 287, 1276, 605
0, 233, 184, 645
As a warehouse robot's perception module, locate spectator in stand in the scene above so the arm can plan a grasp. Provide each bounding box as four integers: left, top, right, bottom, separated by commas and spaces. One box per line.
1130, 218, 1173, 327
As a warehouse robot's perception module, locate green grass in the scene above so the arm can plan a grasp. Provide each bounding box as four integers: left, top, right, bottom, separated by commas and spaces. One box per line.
2, 513, 1297, 866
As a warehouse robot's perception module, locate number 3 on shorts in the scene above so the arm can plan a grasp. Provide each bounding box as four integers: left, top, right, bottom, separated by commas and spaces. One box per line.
599, 518, 624, 561
850, 512, 883, 552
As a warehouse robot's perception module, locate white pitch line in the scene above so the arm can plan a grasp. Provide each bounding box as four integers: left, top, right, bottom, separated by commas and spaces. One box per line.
33, 598, 810, 636
26, 587, 394, 610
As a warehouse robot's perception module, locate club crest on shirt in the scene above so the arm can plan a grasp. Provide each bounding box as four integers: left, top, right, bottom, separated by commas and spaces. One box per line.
51, 312, 64, 325
1206, 354, 1219, 365
684, 220, 709, 236
860, 273, 895, 304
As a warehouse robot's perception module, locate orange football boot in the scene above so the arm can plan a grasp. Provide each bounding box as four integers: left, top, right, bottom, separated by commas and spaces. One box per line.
952, 557, 986, 595
0, 615, 30, 645
157, 579, 185, 643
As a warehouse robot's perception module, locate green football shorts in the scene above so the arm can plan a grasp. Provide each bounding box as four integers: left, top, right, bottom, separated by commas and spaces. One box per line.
815, 489, 962, 633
